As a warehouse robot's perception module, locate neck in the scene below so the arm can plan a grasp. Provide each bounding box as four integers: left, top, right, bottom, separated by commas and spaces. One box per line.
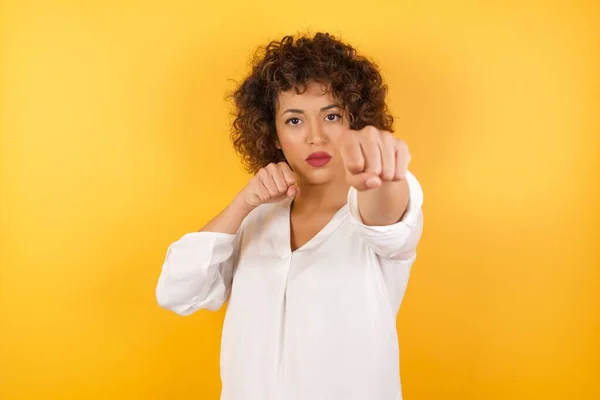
292, 178, 349, 215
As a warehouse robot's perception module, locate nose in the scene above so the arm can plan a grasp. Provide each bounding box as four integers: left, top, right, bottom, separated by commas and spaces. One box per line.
305, 120, 327, 145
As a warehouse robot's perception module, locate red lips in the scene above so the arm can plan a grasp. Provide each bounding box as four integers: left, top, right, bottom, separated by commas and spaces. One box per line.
305, 152, 332, 167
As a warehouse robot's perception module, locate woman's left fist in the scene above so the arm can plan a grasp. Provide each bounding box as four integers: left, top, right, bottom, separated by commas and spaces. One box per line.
339, 126, 411, 191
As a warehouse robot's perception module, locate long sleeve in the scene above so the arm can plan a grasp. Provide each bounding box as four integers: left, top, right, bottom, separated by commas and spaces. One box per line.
347, 170, 424, 261
155, 230, 241, 316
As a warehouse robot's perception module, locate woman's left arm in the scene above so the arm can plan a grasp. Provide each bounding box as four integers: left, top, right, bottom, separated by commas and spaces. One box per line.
340, 126, 414, 226
346, 170, 423, 260
340, 126, 424, 260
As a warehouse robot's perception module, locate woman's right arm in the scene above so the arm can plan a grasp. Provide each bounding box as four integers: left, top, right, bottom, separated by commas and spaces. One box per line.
155, 162, 297, 316
155, 195, 253, 316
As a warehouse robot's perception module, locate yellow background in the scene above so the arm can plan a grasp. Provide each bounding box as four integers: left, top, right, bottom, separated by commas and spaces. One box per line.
1, 0, 598, 399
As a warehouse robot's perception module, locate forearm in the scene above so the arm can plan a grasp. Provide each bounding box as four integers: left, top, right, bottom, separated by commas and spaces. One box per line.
357, 178, 409, 226
199, 193, 255, 234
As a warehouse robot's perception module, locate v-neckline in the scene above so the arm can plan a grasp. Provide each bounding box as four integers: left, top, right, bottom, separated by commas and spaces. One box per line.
284, 198, 349, 256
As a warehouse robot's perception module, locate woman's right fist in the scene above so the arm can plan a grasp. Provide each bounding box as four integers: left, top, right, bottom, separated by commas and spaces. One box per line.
240, 162, 298, 208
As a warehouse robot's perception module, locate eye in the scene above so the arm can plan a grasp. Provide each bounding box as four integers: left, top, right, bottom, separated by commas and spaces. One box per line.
325, 113, 342, 122
285, 117, 302, 126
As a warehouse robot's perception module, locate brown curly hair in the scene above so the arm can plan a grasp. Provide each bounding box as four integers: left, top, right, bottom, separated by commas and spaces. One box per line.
230, 32, 394, 174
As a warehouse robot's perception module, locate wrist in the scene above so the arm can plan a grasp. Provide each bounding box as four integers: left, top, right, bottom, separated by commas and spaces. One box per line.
231, 192, 256, 216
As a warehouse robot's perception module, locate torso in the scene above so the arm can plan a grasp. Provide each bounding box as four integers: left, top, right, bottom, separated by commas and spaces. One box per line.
219, 197, 412, 400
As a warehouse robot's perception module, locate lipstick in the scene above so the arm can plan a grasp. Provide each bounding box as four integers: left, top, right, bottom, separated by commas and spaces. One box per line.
305, 152, 332, 167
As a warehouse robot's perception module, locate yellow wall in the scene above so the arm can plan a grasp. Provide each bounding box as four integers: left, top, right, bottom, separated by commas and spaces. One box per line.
1, 0, 598, 399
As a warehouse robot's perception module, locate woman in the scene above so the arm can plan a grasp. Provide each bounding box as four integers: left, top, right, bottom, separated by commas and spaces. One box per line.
156, 32, 424, 400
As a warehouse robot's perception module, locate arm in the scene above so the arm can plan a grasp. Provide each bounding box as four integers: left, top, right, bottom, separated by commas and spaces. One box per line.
199, 194, 255, 234
155, 196, 252, 316
348, 170, 424, 260
340, 126, 413, 227
155, 230, 240, 315
357, 179, 409, 226
155, 162, 297, 316
341, 126, 423, 259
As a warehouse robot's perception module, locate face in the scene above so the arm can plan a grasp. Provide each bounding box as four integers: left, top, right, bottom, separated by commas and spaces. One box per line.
274, 81, 350, 185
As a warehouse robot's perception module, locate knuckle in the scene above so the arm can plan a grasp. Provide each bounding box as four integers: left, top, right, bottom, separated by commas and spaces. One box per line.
366, 126, 379, 137
346, 160, 364, 171
382, 169, 395, 181
366, 163, 382, 174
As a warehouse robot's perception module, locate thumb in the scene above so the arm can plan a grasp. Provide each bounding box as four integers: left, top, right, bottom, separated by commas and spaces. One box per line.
346, 172, 382, 191
287, 185, 300, 198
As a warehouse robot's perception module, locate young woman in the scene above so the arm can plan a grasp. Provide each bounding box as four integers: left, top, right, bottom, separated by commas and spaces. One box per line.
156, 32, 424, 400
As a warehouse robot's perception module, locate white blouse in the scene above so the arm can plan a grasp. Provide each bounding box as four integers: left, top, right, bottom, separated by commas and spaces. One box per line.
156, 171, 424, 400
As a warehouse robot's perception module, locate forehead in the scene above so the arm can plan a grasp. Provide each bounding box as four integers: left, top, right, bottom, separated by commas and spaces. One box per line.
276, 81, 337, 110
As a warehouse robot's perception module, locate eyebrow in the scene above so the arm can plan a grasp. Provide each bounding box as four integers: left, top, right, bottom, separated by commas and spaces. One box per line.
281, 104, 341, 116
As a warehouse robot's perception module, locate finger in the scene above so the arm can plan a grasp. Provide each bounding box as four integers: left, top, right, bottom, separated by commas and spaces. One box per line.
380, 132, 396, 181
258, 169, 279, 198
254, 182, 271, 203
278, 162, 297, 186
361, 128, 382, 175
346, 171, 382, 192
270, 164, 288, 194
340, 132, 365, 174
394, 141, 411, 181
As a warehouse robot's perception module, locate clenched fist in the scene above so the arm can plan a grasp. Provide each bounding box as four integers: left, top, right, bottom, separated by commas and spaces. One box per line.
340, 126, 411, 191
241, 162, 298, 208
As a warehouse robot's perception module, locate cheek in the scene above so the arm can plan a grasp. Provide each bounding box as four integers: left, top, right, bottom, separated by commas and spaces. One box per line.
278, 129, 301, 147
277, 130, 303, 160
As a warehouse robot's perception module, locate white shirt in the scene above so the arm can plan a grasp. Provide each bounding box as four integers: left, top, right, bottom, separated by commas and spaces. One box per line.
156, 171, 424, 400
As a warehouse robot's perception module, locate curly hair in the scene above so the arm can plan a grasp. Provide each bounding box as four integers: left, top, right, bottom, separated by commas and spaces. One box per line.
230, 32, 394, 174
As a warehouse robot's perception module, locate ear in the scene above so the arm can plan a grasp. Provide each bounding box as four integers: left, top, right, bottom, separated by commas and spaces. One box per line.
275, 140, 282, 150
